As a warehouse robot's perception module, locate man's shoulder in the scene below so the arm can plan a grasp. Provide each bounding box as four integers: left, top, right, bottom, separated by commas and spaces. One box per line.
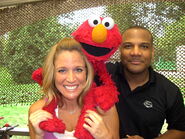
154, 70, 179, 89
152, 70, 181, 100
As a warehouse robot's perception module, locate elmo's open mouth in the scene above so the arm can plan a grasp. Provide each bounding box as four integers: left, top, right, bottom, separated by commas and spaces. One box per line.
81, 43, 112, 56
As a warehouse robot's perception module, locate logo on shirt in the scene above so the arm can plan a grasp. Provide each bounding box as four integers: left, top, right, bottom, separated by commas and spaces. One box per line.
143, 100, 153, 108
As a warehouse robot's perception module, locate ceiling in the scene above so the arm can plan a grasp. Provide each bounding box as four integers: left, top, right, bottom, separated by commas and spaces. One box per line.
0, 0, 43, 8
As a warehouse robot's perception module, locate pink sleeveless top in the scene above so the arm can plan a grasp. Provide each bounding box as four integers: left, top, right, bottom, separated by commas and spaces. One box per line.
44, 130, 77, 139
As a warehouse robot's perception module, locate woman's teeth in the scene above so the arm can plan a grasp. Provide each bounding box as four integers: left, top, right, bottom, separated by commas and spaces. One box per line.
65, 85, 77, 90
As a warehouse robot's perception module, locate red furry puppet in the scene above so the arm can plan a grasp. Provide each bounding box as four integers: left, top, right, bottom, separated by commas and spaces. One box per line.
32, 16, 122, 139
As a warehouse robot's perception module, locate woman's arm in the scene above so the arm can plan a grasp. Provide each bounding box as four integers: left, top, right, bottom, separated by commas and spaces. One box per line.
100, 105, 119, 139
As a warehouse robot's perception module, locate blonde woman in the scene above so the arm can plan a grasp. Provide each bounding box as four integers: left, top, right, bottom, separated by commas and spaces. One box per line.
28, 38, 119, 139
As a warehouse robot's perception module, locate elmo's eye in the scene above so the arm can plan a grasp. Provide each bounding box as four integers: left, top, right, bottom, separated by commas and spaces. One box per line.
102, 17, 114, 30
88, 16, 101, 27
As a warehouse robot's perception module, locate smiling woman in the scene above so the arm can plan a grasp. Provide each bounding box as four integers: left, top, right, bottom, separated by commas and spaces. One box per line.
28, 37, 119, 139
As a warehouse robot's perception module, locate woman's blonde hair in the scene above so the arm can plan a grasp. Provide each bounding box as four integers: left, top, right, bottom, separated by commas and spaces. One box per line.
42, 37, 94, 106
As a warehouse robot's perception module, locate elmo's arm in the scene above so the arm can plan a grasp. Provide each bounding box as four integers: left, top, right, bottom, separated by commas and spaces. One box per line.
93, 61, 119, 111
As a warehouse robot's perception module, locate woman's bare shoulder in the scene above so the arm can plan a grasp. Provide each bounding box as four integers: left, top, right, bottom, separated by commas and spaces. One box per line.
29, 99, 46, 114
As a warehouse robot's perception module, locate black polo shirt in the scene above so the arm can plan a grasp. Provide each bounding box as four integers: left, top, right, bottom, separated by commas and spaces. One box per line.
106, 62, 185, 139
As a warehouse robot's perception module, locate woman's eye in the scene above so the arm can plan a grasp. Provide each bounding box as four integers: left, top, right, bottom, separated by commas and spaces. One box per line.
75, 68, 83, 73
58, 69, 66, 73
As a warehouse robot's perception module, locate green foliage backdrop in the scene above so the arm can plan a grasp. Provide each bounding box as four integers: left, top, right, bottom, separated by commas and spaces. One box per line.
3, 17, 73, 84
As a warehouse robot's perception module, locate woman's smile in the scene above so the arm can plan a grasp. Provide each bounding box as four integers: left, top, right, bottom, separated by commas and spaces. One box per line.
64, 85, 79, 91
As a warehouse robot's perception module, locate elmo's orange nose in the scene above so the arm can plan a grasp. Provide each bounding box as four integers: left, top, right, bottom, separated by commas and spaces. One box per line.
92, 24, 107, 43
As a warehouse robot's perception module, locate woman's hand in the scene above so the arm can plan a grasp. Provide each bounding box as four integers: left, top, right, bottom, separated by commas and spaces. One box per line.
29, 109, 53, 137
83, 110, 111, 139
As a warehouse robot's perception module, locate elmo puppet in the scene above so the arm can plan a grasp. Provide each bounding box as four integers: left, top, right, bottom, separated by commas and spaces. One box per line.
71, 15, 122, 110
